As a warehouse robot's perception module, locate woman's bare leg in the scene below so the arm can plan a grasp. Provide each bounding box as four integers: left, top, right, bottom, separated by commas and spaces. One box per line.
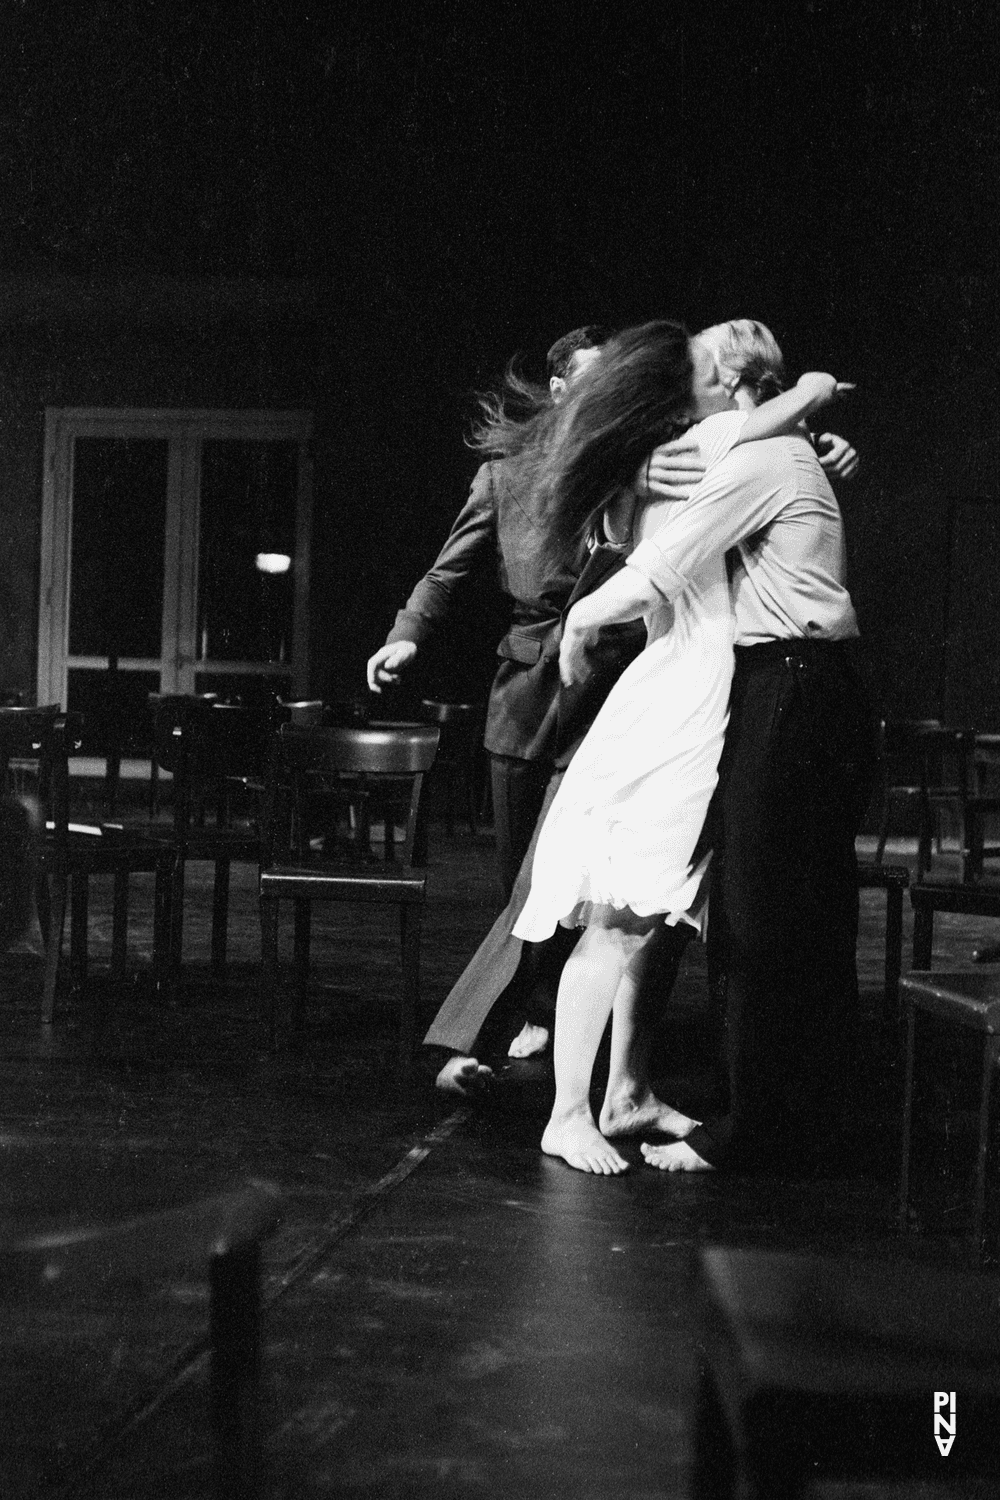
599, 924, 701, 1139
541, 924, 653, 1174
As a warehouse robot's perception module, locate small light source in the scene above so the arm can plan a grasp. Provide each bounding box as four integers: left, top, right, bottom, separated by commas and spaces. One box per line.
255, 552, 291, 574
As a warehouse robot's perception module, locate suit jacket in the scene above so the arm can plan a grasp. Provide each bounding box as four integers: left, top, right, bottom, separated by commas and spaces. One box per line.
385, 452, 644, 764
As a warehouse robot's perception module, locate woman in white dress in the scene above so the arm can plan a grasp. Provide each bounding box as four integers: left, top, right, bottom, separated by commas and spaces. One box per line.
511, 321, 848, 1173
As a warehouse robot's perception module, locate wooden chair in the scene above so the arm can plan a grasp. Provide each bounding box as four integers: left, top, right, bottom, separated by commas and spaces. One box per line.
909, 880, 1000, 969
0, 1179, 282, 1499
152, 698, 273, 984
962, 730, 1000, 883
874, 719, 977, 881
856, 859, 909, 1024
147, 691, 220, 818
420, 698, 483, 836
690, 1245, 1000, 1499
0, 707, 173, 1024
259, 722, 439, 1059
898, 968, 1000, 1266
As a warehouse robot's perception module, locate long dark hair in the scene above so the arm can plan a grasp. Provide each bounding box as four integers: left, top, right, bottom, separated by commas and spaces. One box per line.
541, 320, 694, 567
466, 361, 558, 461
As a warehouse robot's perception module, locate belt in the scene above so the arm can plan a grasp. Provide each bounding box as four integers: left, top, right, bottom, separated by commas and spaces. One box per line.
735, 637, 859, 663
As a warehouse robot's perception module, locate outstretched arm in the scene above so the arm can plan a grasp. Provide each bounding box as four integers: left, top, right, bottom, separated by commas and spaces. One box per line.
734, 372, 853, 445
366, 463, 497, 692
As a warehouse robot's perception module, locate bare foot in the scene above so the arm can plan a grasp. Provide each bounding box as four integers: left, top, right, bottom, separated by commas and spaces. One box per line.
640, 1140, 713, 1172
599, 1089, 700, 1139
541, 1110, 629, 1174
507, 1022, 550, 1059
435, 1055, 494, 1096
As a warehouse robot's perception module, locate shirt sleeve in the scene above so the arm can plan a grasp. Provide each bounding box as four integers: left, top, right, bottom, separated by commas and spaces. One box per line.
626, 439, 788, 602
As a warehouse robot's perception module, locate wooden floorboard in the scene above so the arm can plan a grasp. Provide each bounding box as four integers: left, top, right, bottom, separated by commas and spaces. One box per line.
0, 825, 996, 1497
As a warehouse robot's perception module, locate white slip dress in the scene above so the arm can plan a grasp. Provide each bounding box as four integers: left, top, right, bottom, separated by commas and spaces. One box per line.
512, 410, 744, 941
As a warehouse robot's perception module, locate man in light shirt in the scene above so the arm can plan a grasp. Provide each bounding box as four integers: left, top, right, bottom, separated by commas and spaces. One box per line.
561, 320, 876, 1173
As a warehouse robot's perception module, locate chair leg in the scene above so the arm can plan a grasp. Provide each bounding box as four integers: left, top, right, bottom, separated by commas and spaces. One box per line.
292, 900, 311, 1030
963, 808, 984, 885
692, 1365, 737, 1500
169, 857, 186, 974
972, 1037, 1000, 1265
443, 766, 455, 837
912, 903, 933, 969
111, 870, 129, 980
41, 875, 68, 1026
874, 795, 891, 865
899, 1003, 918, 1232
465, 758, 478, 838
70, 873, 89, 997
153, 856, 178, 998
917, 794, 932, 881
398, 901, 423, 1065
210, 1241, 263, 1500
259, 895, 283, 1050
883, 884, 903, 1027
212, 860, 231, 979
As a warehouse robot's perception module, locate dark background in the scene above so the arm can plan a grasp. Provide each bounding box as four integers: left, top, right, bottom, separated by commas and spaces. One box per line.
1, 0, 997, 717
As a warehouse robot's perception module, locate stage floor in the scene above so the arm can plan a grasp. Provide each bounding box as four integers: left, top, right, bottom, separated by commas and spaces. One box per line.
0, 828, 994, 1497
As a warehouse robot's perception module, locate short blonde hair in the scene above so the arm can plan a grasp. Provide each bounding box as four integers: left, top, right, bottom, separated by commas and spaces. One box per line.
699, 319, 786, 403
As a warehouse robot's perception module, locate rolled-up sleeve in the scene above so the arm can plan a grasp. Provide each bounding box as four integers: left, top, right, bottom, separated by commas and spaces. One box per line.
625, 537, 691, 602
626, 442, 787, 602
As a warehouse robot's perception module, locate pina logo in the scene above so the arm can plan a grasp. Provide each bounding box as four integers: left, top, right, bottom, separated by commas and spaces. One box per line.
934, 1391, 956, 1456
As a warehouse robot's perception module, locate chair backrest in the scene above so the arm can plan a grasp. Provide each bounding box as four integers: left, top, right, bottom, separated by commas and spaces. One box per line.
882, 718, 978, 795
0, 705, 66, 830
263, 723, 440, 867
153, 699, 274, 834
420, 698, 480, 728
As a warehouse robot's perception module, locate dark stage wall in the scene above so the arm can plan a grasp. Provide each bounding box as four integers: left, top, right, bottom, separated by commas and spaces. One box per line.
0, 3, 995, 724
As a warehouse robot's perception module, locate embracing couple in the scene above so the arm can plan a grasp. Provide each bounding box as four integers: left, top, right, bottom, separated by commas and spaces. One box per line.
414, 318, 876, 1176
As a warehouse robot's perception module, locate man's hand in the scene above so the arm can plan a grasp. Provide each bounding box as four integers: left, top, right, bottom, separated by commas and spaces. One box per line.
366, 640, 418, 692
636, 432, 706, 502
815, 432, 860, 482
559, 612, 596, 687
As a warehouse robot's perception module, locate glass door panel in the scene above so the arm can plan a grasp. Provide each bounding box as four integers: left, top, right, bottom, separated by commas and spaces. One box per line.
65, 435, 170, 756
68, 437, 168, 659
197, 439, 298, 666
39, 409, 313, 757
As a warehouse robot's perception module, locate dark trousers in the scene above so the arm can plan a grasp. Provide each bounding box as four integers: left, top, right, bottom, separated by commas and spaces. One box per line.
489, 752, 554, 903
425, 767, 574, 1055
685, 641, 878, 1172
488, 752, 570, 1032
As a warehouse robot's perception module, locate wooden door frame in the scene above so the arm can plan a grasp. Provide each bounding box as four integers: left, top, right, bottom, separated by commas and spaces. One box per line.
38, 407, 314, 709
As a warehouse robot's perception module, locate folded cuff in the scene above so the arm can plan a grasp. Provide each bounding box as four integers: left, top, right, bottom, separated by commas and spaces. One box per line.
625, 539, 688, 600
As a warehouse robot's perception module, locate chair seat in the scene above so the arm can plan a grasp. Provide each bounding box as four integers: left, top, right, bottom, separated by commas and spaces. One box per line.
856, 861, 909, 890
66, 826, 173, 868
260, 862, 426, 902
900, 969, 1000, 1032
692, 1246, 1000, 1497
695, 1246, 1000, 1395
910, 881, 1000, 916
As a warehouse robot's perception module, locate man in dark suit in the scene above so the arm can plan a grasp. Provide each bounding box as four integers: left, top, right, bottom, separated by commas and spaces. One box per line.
367, 326, 628, 900
368, 326, 681, 1069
